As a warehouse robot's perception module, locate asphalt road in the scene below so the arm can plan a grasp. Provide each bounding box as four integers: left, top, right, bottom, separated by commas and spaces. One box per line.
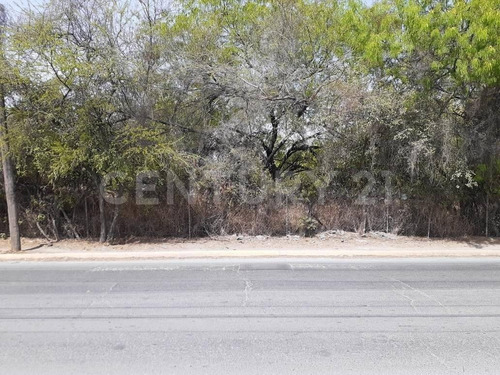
1, 258, 500, 375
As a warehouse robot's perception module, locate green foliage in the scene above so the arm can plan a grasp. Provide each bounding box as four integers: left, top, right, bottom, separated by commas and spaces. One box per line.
358, 0, 500, 86
475, 161, 500, 196
300, 216, 319, 237
0, 0, 498, 238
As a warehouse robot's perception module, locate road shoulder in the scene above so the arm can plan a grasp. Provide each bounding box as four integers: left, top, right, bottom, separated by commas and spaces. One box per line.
1, 232, 499, 261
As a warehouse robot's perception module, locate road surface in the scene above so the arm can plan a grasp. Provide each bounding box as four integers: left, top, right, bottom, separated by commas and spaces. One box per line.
1, 258, 500, 374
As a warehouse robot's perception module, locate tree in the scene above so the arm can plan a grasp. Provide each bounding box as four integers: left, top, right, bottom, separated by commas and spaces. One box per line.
0, 4, 20, 251
8, 0, 184, 242
0, 0, 496, 239
163, 0, 351, 181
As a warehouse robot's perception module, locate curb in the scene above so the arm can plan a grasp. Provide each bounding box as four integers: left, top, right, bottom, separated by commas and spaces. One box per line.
2, 249, 500, 261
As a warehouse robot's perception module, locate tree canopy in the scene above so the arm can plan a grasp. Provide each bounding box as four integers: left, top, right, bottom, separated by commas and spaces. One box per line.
0, 0, 498, 241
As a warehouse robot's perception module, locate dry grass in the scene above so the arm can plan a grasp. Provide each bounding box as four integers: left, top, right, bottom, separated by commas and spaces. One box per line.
1, 193, 490, 240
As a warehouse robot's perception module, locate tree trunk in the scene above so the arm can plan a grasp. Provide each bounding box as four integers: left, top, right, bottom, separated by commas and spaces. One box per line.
106, 204, 119, 242
98, 189, 106, 243
50, 215, 59, 242
61, 209, 80, 239
427, 208, 432, 238
0, 91, 20, 252
0, 135, 20, 251
187, 201, 192, 239
35, 221, 54, 243
0, 6, 20, 251
486, 194, 489, 237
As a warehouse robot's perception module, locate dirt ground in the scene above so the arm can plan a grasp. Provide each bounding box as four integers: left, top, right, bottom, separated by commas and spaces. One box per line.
1, 231, 499, 255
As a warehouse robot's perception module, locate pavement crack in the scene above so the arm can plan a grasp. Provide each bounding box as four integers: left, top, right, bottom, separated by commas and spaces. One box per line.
391, 287, 419, 313
243, 279, 253, 307
107, 282, 118, 294
235, 265, 253, 307
80, 282, 118, 317
80, 296, 97, 317
420, 340, 452, 370
389, 277, 449, 313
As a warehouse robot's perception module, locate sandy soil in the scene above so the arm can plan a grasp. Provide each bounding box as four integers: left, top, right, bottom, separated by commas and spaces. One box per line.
1, 231, 499, 256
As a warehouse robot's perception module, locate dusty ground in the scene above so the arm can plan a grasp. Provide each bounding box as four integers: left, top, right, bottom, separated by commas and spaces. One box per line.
1, 231, 500, 261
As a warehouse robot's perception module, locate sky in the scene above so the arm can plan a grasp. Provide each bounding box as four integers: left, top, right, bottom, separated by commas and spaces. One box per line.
2, 0, 377, 13
1, 0, 43, 14
1, 0, 36, 8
